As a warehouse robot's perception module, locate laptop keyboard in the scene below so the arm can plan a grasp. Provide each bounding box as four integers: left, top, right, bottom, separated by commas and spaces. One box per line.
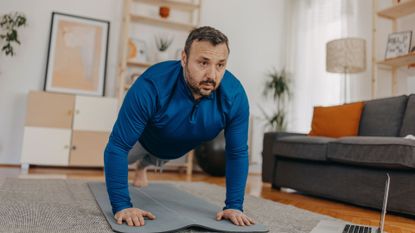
343, 224, 372, 233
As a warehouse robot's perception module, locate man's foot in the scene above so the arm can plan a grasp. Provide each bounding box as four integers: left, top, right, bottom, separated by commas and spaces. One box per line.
133, 164, 148, 188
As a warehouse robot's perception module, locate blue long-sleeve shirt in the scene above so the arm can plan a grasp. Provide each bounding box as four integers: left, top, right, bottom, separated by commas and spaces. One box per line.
104, 60, 249, 214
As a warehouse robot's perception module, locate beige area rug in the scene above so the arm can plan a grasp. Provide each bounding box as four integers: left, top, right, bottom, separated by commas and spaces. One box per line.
0, 178, 342, 232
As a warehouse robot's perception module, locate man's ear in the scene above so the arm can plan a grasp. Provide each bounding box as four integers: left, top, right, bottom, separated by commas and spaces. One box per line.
181, 50, 187, 67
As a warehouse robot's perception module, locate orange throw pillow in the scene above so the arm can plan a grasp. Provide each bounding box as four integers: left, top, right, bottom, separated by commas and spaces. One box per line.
309, 102, 364, 138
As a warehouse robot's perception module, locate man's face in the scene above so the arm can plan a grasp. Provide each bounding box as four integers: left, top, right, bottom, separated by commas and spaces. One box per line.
181, 40, 228, 100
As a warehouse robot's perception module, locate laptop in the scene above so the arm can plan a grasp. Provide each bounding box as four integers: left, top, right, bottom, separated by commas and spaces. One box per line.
310, 173, 390, 233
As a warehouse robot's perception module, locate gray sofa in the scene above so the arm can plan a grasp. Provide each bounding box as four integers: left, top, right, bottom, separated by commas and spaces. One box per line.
262, 95, 415, 216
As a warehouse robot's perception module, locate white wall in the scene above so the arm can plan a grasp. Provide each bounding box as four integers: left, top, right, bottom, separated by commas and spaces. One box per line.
0, 0, 288, 165
200, 0, 288, 165
0, 0, 123, 164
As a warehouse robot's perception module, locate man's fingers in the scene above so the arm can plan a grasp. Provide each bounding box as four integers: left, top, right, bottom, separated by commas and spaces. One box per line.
143, 211, 156, 220
242, 216, 251, 226
249, 217, 255, 224
216, 212, 223, 221
126, 217, 133, 226
230, 215, 239, 226
237, 216, 245, 226
132, 216, 141, 226
138, 215, 145, 226
116, 216, 123, 225
115, 213, 124, 225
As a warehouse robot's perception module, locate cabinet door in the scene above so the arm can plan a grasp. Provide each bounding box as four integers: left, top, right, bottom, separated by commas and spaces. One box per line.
69, 131, 109, 167
73, 96, 118, 132
20, 127, 71, 165
25, 91, 75, 129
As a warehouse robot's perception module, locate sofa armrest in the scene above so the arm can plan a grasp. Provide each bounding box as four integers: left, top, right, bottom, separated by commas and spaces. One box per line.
262, 132, 306, 183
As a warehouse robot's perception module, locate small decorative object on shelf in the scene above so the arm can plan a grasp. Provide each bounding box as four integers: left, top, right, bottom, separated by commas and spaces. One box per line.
0, 12, 27, 56
154, 34, 174, 61
385, 30, 412, 59
128, 38, 148, 63
159, 6, 170, 18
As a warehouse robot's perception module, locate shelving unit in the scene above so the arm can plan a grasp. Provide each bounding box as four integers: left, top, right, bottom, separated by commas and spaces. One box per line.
372, 0, 415, 97
377, 53, 415, 66
117, 0, 201, 175
130, 14, 196, 31
377, 0, 415, 18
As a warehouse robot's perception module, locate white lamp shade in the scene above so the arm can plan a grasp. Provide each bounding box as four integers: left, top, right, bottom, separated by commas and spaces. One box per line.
326, 38, 366, 73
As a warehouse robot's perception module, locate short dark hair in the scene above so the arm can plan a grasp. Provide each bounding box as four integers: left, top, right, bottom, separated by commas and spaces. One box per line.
184, 26, 229, 57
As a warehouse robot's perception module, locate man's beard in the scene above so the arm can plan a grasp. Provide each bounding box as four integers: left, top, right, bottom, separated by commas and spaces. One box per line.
185, 65, 217, 98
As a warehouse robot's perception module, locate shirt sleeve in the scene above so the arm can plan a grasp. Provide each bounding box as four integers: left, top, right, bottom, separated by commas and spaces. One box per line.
104, 76, 157, 214
223, 88, 250, 212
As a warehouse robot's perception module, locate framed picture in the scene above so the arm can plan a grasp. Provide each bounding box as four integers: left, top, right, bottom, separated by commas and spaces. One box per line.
44, 12, 110, 96
128, 38, 147, 63
385, 31, 412, 59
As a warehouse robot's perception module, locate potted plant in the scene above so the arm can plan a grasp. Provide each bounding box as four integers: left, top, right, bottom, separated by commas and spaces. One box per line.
0, 12, 27, 57
259, 68, 291, 131
154, 34, 173, 62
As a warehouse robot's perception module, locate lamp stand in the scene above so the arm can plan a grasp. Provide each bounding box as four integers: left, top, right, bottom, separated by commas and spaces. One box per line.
343, 67, 349, 104
343, 72, 347, 104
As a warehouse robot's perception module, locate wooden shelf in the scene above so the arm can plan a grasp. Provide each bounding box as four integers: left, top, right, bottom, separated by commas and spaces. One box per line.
133, 0, 200, 11
127, 60, 154, 68
377, 53, 415, 67
130, 14, 196, 31
377, 0, 415, 19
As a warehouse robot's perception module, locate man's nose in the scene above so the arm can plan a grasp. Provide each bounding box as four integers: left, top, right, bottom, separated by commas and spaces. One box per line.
206, 65, 216, 79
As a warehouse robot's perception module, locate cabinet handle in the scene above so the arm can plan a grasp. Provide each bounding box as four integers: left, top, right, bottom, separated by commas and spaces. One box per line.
72, 145, 77, 150
67, 110, 73, 116
64, 145, 69, 149
75, 110, 80, 114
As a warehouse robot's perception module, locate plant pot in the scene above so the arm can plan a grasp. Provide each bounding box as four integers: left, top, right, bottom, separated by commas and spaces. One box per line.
156, 50, 169, 62
159, 6, 170, 18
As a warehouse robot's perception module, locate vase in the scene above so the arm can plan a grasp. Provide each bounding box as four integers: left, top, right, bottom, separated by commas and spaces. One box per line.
156, 50, 169, 62
159, 6, 170, 18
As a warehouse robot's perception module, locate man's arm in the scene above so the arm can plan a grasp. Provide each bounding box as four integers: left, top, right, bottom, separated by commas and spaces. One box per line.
104, 77, 157, 214
223, 89, 249, 212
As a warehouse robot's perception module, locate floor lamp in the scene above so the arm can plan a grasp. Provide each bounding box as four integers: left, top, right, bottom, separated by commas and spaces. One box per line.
326, 38, 366, 104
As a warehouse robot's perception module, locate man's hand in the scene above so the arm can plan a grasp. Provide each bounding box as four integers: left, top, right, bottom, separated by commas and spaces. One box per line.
216, 209, 255, 226
114, 207, 156, 226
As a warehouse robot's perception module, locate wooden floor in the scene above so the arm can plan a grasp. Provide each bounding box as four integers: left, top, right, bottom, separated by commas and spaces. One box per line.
1, 165, 414, 233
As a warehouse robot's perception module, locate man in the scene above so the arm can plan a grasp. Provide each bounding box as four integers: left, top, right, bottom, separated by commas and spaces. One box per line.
104, 26, 254, 227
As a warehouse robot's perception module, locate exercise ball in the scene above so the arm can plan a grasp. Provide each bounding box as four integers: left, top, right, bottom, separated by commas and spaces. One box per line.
195, 131, 226, 177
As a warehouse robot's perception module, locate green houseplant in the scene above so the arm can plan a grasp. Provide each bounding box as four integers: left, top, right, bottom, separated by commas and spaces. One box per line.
154, 34, 173, 61
0, 12, 27, 56
260, 68, 291, 131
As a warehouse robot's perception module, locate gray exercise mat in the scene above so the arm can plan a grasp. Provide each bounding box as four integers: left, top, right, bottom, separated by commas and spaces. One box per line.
88, 182, 269, 233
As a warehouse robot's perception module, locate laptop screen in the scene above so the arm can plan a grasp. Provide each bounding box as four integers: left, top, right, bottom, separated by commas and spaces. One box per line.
378, 173, 390, 233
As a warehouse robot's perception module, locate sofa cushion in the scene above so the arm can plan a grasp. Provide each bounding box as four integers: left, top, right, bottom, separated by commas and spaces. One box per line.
327, 136, 415, 169
309, 102, 364, 138
274, 136, 336, 161
400, 94, 415, 137
359, 95, 407, 136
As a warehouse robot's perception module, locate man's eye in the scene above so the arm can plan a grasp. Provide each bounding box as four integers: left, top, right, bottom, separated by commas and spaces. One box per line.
218, 64, 224, 68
